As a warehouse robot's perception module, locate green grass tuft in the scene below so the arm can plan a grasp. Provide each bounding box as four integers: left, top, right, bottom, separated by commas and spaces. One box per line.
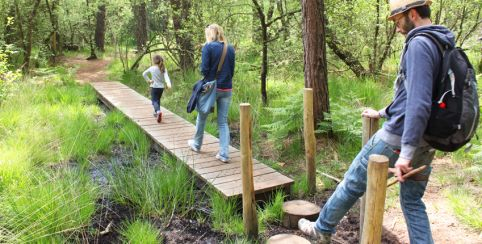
445, 188, 482, 230
120, 219, 161, 244
258, 191, 285, 224
118, 121, 151, 165
0, 169, 98, 243
210, 192, 244, 235
109, 159, 195, 217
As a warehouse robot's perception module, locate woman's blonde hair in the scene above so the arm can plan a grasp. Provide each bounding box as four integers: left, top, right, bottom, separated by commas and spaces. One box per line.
205, 24, 226, 43
152, 55, 165, 73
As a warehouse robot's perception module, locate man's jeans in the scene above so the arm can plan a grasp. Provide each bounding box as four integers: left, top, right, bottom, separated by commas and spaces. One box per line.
150, 87, 164, 113
315, 131, 435, 244
192, 90, 232, 159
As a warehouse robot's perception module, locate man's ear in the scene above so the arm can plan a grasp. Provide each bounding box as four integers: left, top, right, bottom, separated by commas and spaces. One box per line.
408, 8, 419, 21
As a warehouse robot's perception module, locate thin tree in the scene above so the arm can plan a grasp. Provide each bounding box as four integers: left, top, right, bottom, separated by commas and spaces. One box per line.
133, 2, 147, 52
169, 0, 195, 70
45, 0, 60, 63
252, 0, 300, 105
95, 4, 106, 52
85, 0, 97, 60
14, 0, 41, 73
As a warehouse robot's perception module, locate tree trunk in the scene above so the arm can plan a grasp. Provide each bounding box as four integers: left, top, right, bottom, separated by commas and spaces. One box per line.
252, 4, 263, 43
86, 0, 97, 60
133, 2, 148, 52
376, 25, 396, 72
277, 0, 290, 41
95, 5, 106, 52
326, 27, 368, 78
15, 0, 41, 73
170, 0, 194, 70
252, 0, 269, 105
261, 27, 268, 105
369, 0, 381, 74
45, 0, 60, 63
302, 0, 329, 124
4, 4, 16, 45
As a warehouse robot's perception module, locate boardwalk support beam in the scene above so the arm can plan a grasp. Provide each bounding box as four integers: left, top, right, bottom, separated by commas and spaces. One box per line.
359, 116, 379, 239
361, 154, 389, 244
303, 88, 316, 194
240, 103, 258, 238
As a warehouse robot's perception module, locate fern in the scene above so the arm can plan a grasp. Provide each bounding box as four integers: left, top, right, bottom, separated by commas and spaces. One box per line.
262, 90, 304, 148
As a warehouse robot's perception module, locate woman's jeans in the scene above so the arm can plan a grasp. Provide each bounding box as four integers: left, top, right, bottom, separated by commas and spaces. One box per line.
315, 131, 435, 244
150, 87, 164, 113
192, 90, 232, 159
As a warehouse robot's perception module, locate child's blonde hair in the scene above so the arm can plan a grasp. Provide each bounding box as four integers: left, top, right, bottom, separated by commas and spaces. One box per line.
153, 55, 165, 73
205, 24, 226, 43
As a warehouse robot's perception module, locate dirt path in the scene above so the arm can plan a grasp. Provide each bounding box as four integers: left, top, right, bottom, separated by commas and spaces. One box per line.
64, 56, 482, 243
383, 157, 482, 244
61, 56, 111, 83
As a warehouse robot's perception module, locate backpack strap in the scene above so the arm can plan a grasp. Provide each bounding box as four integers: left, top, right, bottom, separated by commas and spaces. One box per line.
413, 32, 446, 56
216, 41, 228, 80
402, 32, 449, 103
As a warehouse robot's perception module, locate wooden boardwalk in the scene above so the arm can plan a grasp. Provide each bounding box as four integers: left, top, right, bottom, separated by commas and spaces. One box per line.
91, 81, 294, 198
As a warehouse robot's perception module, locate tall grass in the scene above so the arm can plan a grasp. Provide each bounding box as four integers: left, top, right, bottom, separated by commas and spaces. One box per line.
0, 169, 98, 243
118, 121, 151, 165
209, 192, 243, 235
210, 190, 285, 236
120, 219, 161, 244
0, 71, 112, 190
258, 191, 285, 225
108, 154, 195, 217
445, 188, 482, 230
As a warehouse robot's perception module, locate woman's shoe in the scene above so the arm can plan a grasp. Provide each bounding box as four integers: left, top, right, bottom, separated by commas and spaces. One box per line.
188, 140, 200, 152
215, 153, 229, 163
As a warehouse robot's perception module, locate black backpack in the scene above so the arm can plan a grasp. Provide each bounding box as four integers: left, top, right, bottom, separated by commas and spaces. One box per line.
411, 33, 480, 152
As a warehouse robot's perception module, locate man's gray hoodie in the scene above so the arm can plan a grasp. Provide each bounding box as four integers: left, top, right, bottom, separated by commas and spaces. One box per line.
378, 25, 455, 160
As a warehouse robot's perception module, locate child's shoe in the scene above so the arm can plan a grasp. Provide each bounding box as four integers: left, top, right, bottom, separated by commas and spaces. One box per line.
157, 111, 162, 123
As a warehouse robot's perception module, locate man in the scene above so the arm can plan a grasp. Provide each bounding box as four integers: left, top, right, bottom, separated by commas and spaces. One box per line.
298, 0, 455, 243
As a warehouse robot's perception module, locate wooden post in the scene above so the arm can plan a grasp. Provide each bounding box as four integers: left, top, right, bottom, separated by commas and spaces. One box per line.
361, 154, 389, 244
240, 103, 258, 239
360, 116, 379, 240
303, 88, 316, 194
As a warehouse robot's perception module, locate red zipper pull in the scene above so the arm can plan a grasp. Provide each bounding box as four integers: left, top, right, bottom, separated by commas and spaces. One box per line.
439, 102, 446, 109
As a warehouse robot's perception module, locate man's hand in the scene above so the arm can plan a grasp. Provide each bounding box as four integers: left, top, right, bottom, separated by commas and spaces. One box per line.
166, 84, 172, 89
361, 108, 381, 119
148, 80, 153, 84
389, 157, 413, 182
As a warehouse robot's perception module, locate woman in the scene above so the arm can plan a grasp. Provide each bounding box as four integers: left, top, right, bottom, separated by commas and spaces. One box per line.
188, 24, 235, 163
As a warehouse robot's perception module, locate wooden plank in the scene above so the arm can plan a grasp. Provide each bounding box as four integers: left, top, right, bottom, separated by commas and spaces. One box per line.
215, 171, 281, 191
208, 166, 275, 185
223, 177, 294, 197
195, 161, 265, 175
187, 155, 242, 170
202, 162, 268, 180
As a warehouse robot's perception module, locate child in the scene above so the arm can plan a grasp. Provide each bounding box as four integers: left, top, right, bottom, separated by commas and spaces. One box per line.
142, 55, 172, 123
